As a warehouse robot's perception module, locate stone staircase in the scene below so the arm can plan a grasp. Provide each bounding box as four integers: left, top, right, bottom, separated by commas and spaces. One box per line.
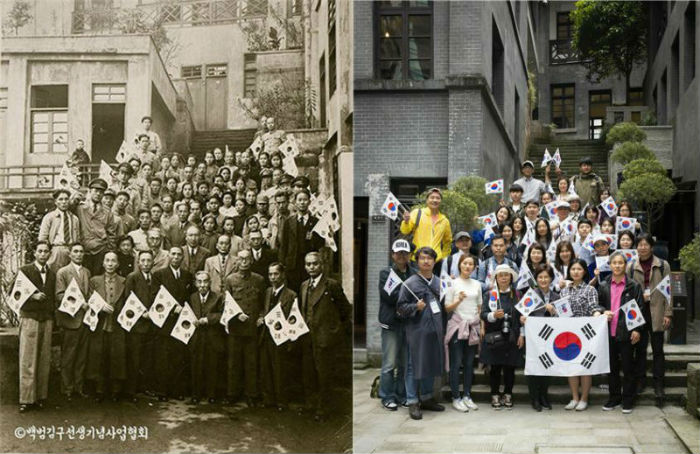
527, 138, 610, 186
190, 128, 257, 157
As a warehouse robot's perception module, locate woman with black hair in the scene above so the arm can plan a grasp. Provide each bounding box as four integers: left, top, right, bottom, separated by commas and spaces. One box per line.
560, 258, 603, 411
554, 240, 575, 289
534, 218, 553, 251
618, 230, 636, 250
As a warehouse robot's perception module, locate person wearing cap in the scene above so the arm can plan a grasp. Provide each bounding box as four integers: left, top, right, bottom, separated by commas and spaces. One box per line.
507, 184, 524, 215
441, 232, 478, 279
570, 157, 604, 207
71, 178, 118, 276
480, 263, 523, 409
269, 190, 290, 250
567, 193, 582, 218
110, 162, 142, 218
514, 160, 546, 204
39, 189, 81, 273
477, 234, 519, 293
400, 188, 452, 267
377, 239, 415, 411
550, 200, 573, 241
255, 193, 271, 218
261, 117, 286, 155
588, 233, 613, 287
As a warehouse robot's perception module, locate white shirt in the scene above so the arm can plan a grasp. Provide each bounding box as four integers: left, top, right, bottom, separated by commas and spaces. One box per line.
448, 277, 482, 321
35, 262, 47, 284
273, 285, 285, 297
72, 263, 83, 275
170, 266, 180, 279
309, 274, 323, 289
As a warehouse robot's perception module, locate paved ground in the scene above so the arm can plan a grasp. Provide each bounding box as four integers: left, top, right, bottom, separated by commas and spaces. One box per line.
353, 368, 699, 454
1, 393, 351, 453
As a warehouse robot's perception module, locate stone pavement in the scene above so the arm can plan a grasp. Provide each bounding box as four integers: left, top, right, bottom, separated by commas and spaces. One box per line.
353, 368, 699, 454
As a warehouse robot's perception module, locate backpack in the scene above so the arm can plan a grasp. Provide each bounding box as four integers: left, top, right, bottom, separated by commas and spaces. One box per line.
627, 258, 665, 281
397, 207, 422, 243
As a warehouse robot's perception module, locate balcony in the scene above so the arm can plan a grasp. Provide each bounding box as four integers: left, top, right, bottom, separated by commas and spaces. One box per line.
0, 164, 113, 200
549, 39, 581, 65
71, 0, 269, 34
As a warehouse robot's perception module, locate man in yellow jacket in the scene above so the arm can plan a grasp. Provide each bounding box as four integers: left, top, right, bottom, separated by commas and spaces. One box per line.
400, 188, 453, 267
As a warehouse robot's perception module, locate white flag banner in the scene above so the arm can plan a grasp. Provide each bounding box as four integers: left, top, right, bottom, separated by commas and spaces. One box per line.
620, 299, 645, 331
117, 291, 147, 332
383, 269, 403, 296
486, 289, 499, 312
618, 249, 638, 263
544, 201, 559, 218
220, 291, 244, 334
541, 148, 552, 168
616, 216, 637, 233
522, 228, 536, 249
250, 136, 264, 156
525, 316, 610, 376
552, 267, 565, 291
581, 235, 596, 253
595, 255, 611, 273
83, 306, 100, 331
312, 213, 337, 252
525, 216, 536, 233
552, 149, 562, 168
516, 262, 533, 290
319, 197, 341, 232
6, 271, 39, 316
559, 220, 577, 238
546, 239, 558, 263
477, 212, 497, 228
600, 197, 619, 217
553, 296, 574, 318
282, 154, 299, 178
171, 302, 197, 344
264, 302, 291, 346
308, 193, 325, 217
278, 134, 301, 158
286, 298, 309, 341
484, 224, 496, 242
55, 163, 80, 191
149, 285, 178, 328
567, 182, 578, 196
83, 291, 108, 332
381, 192, 402, 221
439, 277, 452, 302
485, 179, 504, 194
99, 161, 115, 186
58, 278, 86, 317
115, 141, 130, 163
601, 234, 618, 250
653, 274, 672, 302
515, 288, 545, 316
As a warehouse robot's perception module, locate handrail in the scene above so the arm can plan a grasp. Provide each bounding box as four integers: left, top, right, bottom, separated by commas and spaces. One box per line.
0, 163, 117, 193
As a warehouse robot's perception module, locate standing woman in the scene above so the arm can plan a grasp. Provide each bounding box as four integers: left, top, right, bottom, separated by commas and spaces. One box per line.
525, 243, 548, 275
534, 219, 553, 251
554, 241, 575, 289
519, 264, 558, 411
444, 255, 482, 412
584, 206, 602, 234
500, 224, 521, 266
480, 264, 523, 410
560, 259, 603, 411
598, 251, 644, 414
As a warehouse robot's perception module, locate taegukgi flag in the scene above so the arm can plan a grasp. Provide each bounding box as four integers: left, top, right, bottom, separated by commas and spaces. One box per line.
286, 298, 309, 341
264, 302, 291, 346
618, 249, 638, 262
515, 288, 545, 316
58, 278, 86, 317
220, 291, 244, 334
117, 291, 147, 332
171, 302, 197, 345
525, 316, 610, 376
149, 285, 178, 328
485, 179, 504, 194
478, 212, 497, 228
616, 216, 637, 232
544, 201, 559, 218
541, 148, 552, 168
653, 274, 672, 302
553, 296, 573, 318
380, 192, 402, 221
600, 196, 619, 217
383, 269, 403, 296
552, 148, 562, 167
620, 299, 646, 331
6, 271, 39, 316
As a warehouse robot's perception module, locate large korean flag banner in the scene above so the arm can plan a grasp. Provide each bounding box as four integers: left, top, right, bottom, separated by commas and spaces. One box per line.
525, 316, 609, 377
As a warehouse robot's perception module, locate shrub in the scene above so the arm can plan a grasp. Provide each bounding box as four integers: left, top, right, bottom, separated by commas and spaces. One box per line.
679, 234, 700, 279
605, 122, 647, 147
610, 142, 656, 165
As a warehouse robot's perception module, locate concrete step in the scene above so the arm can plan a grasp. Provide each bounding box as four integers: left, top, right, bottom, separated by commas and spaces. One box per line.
461, 369, 689, 387
438, 384, 685, 405
190, 128, 257, 157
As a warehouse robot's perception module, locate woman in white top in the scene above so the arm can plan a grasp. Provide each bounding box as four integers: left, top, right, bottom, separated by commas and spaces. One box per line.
444, 255, 482, 412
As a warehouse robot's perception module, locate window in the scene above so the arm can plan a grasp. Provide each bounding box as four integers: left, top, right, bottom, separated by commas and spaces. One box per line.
31, 85, 69, 154
556, 12, 573, 41
628, 88, 644, 106
206, 64, 228, 77
92, 84, 126, 103
492, 19, 505, 114
181, 65, 202, 78
243, 55, 257, 98
685, 2, 696, 90
328, 0, 337, 95
551, 84, 575, 129
375, 1, 433, 80
319, 53, 327, 126
589, 90, 611, 139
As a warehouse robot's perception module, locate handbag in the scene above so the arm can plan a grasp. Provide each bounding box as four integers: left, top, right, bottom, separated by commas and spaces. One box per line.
484, 331, 507, 348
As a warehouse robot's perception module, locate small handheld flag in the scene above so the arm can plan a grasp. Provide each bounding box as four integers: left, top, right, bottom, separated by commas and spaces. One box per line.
286, 298, 309, 341
83, 291, 108, 332
652, 274, 672, 302
516, 262, 533, 290
567, 182, 578, 196
552, 149, 562, 167
115, 141, 130, 163
383, 269, 403, 296
595, 255, 611, 273
220, 291, 245, 334
250, 136, 264, 156
553, 296, 573, 318
600, 196, 618, 217
117, 292, 147, 332
477, 212, 497, 228
149, 285, 178, 328
264, 302, 291, 346
487, 289, 499, 311
545, 201, 559, 218
620, 299, 645, 330
616, 216, 637, 233
439, 277, 452, 302
380, 192, 402, 221
6, 271, 39, 316
58, 278, 86, 317
515, 289, 545, 316
618, 249, 638, 262
278, 134, 300, 158
485, 179, 504, 194
541, 148, 552, 168
171, 303, 197, 344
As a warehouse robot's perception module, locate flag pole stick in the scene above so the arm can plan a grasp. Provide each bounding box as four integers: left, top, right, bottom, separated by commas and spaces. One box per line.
399, 281, 420, 302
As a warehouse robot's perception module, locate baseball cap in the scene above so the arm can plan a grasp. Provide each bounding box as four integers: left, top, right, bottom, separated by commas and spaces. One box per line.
392, 239, 411, 253
454, 231, 471, 242
521, 160, 535, 169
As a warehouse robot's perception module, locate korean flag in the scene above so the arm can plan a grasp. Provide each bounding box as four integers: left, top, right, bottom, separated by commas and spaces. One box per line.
485, 179, 504, 194
525, 316, 610, 376
478, 212, 497, 228
487, 289, 499, 312
6, 271, 39, 316
516, 263, 533, 290
58, 278, 86, 317
171, 303, 197, 345
380, 192, 402, 221
618, 249, 638, 263
220, 291, 244, 334
545, 201, 559, 218
620, 299, 646, 330
515, 289, 545, 316
553, 296, 573, 318
278, 133, 300, 158
653, 274, 672, 302
439, 277, 452, 302
600, 196, 619, 218
149, 285, 178, 328
552, 148, 562, 168
264, 302, 291, 346
541, 148, 552, 168
383, 269, 404, 296
117, 292, 147, 332
286, 298, 309, 341
616, 216, 637, 233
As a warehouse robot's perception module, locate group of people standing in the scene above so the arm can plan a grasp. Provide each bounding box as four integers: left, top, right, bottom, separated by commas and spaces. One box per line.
14, 115, 351, 422
378, 157, 673, 420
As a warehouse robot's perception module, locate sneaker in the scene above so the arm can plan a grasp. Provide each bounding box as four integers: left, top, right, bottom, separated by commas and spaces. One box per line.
503, 394, 513, 409
452, 398, 468, 412
575, 400, 588, 411
564, 399, 579, 410
462, 396, 479, 410
382, 401, 398, 411
602, 399, 621, 411
491, 395, 502, 410
622, 405, 633, 414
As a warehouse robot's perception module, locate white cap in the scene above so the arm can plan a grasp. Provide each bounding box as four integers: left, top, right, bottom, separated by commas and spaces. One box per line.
392, 239, 411, 253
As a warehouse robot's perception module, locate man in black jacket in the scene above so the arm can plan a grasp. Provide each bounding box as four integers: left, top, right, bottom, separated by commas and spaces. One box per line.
377, 239, 414, 411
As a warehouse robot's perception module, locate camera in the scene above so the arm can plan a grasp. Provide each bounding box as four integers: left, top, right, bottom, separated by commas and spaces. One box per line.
502, 312, 512, 334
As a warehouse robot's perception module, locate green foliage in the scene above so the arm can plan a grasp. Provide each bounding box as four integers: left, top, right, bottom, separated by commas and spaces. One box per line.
432, 191, 479, 232
640, 110, 657, 126
605, 122, 647, 146
449, 176, 500, 214
527, 70, 537, 112
679, 234, 700, 278
621, 158, 666, 180
610, 142, 656, 165
571, 1, 647, 101
2, 0, 32, 35
238, 77, 315, 129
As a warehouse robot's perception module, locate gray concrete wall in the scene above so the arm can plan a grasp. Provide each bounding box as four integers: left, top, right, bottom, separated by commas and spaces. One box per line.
608, 126, 674, 193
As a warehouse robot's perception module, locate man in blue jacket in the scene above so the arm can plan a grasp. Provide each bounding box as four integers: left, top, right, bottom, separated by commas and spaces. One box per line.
377, 239, 414, 411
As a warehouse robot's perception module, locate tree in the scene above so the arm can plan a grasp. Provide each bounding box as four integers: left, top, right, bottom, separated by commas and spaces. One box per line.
605, 122, 647, 147
3, 0, 32, 36
610, 142, 656, 165
617, 159, 675, 234
679, 234, 700, 279
571, 1, 647, 105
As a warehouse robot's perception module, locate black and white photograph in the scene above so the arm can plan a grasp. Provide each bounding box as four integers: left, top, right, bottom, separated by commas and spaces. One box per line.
0, 0, 353, 452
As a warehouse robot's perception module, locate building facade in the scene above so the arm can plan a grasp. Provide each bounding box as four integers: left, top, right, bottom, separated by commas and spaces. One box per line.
354, 0, 536, 361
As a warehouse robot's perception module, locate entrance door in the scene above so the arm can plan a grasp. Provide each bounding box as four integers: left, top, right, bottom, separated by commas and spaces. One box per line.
92, 103, 125, 162
205, 64, 228, 130
589, 90, 611, 139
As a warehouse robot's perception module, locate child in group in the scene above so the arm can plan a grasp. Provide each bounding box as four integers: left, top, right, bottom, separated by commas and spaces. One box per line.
588, 234, 612, 287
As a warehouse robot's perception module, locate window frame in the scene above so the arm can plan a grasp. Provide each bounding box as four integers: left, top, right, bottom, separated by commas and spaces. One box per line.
556, 11, 574, 41
374, 1, 434, 81
243, 54, 257, 98
92, 83, 126, 103
328, 0, 337, 95
181, 65, 203, 79
30, 85, 69, 154
551, 83, 575, 129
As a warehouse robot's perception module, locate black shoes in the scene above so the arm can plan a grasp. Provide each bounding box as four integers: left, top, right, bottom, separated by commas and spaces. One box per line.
408, 403, 422, 420
531, 400, 542, 412
654, 382, 665, 407
539, 395, 552, 410
602, 399, 621, 411
421, 398, 445, 412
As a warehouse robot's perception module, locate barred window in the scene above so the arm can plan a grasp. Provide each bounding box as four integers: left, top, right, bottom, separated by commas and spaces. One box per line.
206, 64, 228, 77
551, 84, 575, 129
92, 84, 126, 102
181, 65, 203, 79
328, 0, 337, 95
31, 85, 69, 153
244, 55, 257, 98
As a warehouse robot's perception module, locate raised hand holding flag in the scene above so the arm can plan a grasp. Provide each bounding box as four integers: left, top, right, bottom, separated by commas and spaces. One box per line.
620, 299, 645, 330
541, 148, 552, 168
552, 148, 562, 168
478, 212, 497, 228
380, 192, 402, 221
485, 179, 504, 194
600, 196, 618, 217
618, 249, 638, 262
515, 289, 545, 316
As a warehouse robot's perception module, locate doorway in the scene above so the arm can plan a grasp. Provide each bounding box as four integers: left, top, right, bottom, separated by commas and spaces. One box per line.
92, 103, 125, 162
588, 90, 611, 139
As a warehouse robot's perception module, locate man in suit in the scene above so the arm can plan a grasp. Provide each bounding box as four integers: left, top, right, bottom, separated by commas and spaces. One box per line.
300, 252, 352, 421
163, 202, 190, 249
123, 250, 158, 402
147, 228, 169, 271
223, 249, 266, 406
204, 234, 237, 295
278, 189, 325, 293
38, 189, 80, 273
190, 271, 224, 404
153, 247, 194, 400
55, 242, 92, 399
250, 230, 276, 285
85, 251, 126, 401
17, 241, 56, 412
128, 209, 152, 252
259, 262, 299, 410
182, 225, 210, 275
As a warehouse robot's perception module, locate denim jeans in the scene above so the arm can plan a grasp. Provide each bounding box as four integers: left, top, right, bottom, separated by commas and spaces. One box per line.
448, 336, 477, 399
378, 327, 407, 404
404, 346, 434, 405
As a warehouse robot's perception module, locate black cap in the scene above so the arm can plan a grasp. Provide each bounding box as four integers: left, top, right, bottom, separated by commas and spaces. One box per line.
293, 176, 310, 187
88, 178, 108, 191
